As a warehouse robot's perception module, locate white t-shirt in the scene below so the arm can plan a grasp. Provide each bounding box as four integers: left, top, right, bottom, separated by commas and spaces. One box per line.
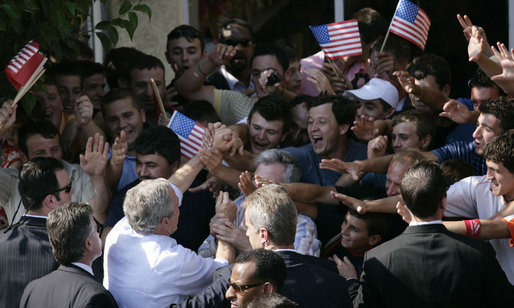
445, 175, 514, 284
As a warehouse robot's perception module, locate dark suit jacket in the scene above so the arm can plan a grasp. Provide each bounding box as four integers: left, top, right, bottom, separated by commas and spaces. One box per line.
354, 224, 514, 307
0, 216, 59, 307
276, 250, 352, 308
174, 250, 349, 308
20, 264, 117, 307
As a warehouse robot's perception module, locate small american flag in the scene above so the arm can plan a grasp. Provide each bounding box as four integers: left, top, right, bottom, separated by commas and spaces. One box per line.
389, 0, 430, 50
5, 41, 46, 90
309, 20, 362, 59
167, 111, 205, 159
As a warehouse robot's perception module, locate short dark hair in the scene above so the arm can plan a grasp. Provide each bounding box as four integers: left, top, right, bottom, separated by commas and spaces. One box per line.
352, 8, 388, 46
251, 46, 289, 73
103, 47, 146, 89
308, 95, 356, 126
400, 161, 449, 219
78, 60, 106, 80
235, 249, 287, 292
167, 24, 205, 52
392, 109, 436, 145
248, 94, 290, 133
283, 46, 300, 62
371, 35, 411, 65
483, 130, 514, 173
468, 68, 504, 95
135, 126, 181, 165
47, 202, 94, 264
248, 293, 298, 308
101, 88, 142, 117
18, 120, 60, 156
348, 208, 392, 238
406, 54, 451, 90
18, 157, 64, 212
47, 60, 82, 81
219, 18, 254, 40
441, 159, 475, 185
182, 100, 221, 124
478, 97, 514, 131
128, 54, 165, 82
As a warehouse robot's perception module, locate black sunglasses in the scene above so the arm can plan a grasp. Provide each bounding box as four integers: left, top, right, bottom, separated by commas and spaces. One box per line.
229, 281, 265, 293
50, 181, 73, 195
220, 38, 252, 47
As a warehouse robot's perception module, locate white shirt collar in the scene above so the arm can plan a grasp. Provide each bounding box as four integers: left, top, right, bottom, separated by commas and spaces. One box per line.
409, 220, 443, 226
220, 66, 254, 92
71, 262, 94, 276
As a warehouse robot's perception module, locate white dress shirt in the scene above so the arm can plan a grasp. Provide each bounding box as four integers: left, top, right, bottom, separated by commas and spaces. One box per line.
103, 217, 228, 307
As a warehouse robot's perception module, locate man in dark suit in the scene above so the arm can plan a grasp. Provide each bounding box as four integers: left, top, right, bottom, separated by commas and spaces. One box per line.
20, 202, 117, 307
173, 184, 348, 308
353, 161, 514, 307
0, 157, 72, 307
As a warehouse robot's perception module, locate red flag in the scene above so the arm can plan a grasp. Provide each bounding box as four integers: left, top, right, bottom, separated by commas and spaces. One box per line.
5, 41, 46, 90
389, 0, 431, 50
309, 20, 362, 59
167, 111, 205, 159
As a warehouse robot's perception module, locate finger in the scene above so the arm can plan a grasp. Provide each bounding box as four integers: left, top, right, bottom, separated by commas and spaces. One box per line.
332, 254, 342, 264
85, 136, 94, 154
342, 256, 353, 265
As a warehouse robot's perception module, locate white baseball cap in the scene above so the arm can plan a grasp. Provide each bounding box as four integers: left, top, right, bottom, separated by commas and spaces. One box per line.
344, 78, 399, 109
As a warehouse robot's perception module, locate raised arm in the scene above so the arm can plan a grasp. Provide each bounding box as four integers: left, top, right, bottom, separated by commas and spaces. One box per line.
175, 43, 237, 103
80, 133, 111, 223
169, 154, 206, 193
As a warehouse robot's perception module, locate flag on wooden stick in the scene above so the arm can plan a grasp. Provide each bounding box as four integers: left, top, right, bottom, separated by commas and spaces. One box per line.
309, 20, 362, 59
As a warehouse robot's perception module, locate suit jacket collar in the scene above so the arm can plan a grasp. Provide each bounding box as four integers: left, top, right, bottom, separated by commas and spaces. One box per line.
17, 215, 47, 227
59, 264, 96, 279
403, 224, 448, 235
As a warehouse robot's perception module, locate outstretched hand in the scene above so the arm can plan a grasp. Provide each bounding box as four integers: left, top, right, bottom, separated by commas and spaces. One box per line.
238, 171, 256, 197
80, 133, 109, 177
215, 191, 237, 221
208, 43, 237, 66
332, 255, 358, 279
351, 115, 379, 141
111, 130, 127, 167
320, 159, 361, 181
330, 191, 368, 213
439, 99, 474, 124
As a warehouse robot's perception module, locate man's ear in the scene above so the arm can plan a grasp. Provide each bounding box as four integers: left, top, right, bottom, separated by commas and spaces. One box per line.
385, 107, 396, 119
263, 282, 274, 294
339, 123, 349, 135
140, 109, 146, 123
259, 228, 269, 248
42, 194, 59, 212
441, 84, 451, 97
280, 131, 287, 143
368, 234, 382, 247
420, 134, 432, 151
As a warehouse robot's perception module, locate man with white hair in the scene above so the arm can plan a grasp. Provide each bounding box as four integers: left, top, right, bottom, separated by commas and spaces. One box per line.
103, 155, 236, 306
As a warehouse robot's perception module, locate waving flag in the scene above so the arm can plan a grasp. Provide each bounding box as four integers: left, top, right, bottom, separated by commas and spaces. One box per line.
389, 0, 430, 50
5, 41, 47, 90
309, 20, 362, 59
167, 111, 205, 159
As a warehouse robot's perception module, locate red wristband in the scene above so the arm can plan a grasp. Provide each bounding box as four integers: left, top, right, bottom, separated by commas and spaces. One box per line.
464, 219, 481, 239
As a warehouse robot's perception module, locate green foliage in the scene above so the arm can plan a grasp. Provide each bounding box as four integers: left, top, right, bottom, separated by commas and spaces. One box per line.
0, 0, 151, 113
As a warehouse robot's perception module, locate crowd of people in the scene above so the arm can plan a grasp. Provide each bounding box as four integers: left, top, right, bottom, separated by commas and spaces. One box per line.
1, 6, 514, 308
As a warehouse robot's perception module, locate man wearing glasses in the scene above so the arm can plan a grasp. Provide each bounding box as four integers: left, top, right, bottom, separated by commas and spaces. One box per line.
206, 18, 256, 93
226, 249, 287, 308
0, 157, 74, 307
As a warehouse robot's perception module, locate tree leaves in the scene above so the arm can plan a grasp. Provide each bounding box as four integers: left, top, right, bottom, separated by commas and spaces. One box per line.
0, 0, 151, 112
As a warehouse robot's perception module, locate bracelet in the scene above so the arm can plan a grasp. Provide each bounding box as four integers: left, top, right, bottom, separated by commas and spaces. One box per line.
197, 62, 207, 76
464, 218, 481, 239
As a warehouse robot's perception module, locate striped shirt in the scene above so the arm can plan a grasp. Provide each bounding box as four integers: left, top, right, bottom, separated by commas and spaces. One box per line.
432, 141, 486, 175
213, 89, 257, 125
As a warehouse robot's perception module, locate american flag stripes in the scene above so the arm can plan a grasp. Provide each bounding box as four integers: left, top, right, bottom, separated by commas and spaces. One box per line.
389, 0, 431, 50
5, 41, 46, 90
167, 111, 205, 159
309, 20, 362, 59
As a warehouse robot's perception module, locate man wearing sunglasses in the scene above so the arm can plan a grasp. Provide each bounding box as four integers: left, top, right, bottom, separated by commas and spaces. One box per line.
225, 249, 286, 308
206, 19, 256, 94
0, 157, 73, 307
